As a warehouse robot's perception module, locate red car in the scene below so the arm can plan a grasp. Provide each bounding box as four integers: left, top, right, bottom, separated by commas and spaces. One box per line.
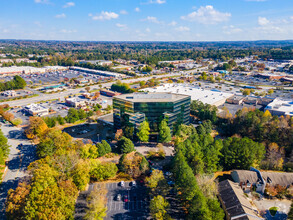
123, 195, 128, 202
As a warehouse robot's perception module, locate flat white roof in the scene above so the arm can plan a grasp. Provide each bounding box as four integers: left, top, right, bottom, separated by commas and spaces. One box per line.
142, 84, 234, 106
25, 103, 48, 112
265, 98, 293, 116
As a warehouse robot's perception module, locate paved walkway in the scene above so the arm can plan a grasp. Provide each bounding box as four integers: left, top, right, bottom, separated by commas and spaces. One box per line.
0, 122, 36, 219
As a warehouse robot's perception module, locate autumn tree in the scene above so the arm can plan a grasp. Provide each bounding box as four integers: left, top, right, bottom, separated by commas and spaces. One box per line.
6, 182, 31, 220
118, 152, 149, 178
145, 170, 169, 196
150, 195, 171, 220
25, 117, 48, 139
37, 128, 72, 158
84, 184, 107, 220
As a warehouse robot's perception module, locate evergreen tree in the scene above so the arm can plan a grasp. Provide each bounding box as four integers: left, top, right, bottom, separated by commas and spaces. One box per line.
137, 120, 150, 142
158, 120, 171, 143
117, 137, 135, 154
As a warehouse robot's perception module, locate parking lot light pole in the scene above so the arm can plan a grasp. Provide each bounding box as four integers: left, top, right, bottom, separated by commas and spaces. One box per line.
97, 133, 100, 142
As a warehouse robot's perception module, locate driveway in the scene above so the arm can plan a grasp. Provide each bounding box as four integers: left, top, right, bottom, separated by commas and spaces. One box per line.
0, 122, 37, 219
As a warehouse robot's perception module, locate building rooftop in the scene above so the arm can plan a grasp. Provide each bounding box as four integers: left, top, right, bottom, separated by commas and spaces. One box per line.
115, 92, 190, 103
24, 104, 48, 112
265, 98, 293, 116
232, 170, 293, 187
218, 180, 262, 220
142, 84, 233, 106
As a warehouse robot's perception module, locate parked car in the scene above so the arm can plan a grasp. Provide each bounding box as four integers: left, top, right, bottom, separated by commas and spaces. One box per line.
123, 195, 128, 202
116, 194, 121, 201
120, 181, 125, 187
130, 181, 136, 187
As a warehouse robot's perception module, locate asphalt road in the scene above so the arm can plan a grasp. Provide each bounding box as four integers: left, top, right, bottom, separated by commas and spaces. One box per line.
0, 122, 36, 219
1, 73, 183, 107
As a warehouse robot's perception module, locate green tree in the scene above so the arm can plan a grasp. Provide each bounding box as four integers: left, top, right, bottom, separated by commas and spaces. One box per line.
0, 129, 10, 165
96, 140, 111, 157
221, 137, 265, 170
150, 195, 171, 220
37, 129, 72, 158
117, 137, 135, 154
137, 120, 150, 142
72, 161, 90, 190
90, 163, 118, 181
158, 120, 171, 143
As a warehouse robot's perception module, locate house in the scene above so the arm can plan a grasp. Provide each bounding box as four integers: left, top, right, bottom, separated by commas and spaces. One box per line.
231, 168, 293, 193
218, 180, 263, 220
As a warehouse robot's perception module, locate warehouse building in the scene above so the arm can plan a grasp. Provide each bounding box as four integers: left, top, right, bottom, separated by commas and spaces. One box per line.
264, 98, 293, 116
143, 84, 233, 107
113, 92, 191, 131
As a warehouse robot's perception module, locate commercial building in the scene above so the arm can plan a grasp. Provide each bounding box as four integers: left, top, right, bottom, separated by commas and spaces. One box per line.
65, 97, 86, 108
113, 93, 191, 131
143, 84, 234, 107
69, 66, 126, 78
0, 66, 68, 75
264, 98, 293, 116
100, 89, 121, 97
24, 104, 49, 116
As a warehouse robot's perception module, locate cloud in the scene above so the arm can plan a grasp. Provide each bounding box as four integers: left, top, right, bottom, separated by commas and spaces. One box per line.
89, 11, 119, 21
146, 28, 151, 32
142, 16, 160, 23
63, 2, 75, 8
135, 7, 140, 12
168, 21, 177, 26
34, 21, 42, 27
258, 16, 270, 26
181, 5, 231, 24
34, 0, 50, 4
55, 13, 66, 18
175, 26, 190, 32
116, 23, 128, 31
120, 10, 128, 15
60, 29, 77, 34
223, 25, 243, 34
148, 0, 166, 4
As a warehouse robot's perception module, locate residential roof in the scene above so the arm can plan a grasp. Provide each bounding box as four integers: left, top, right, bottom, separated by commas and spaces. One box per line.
114, 92, 190, 103
218, 180, 263, 220
232, 170, 293, 187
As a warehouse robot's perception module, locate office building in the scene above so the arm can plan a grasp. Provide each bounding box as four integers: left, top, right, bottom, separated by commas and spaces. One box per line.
113, 93, 191, 131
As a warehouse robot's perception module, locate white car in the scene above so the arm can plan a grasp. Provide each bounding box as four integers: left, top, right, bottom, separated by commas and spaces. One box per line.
120, 181, 125, 187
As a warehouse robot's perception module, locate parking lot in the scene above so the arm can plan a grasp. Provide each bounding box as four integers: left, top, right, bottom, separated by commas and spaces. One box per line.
0, 70, 111, 86
75, 181, 150, 220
